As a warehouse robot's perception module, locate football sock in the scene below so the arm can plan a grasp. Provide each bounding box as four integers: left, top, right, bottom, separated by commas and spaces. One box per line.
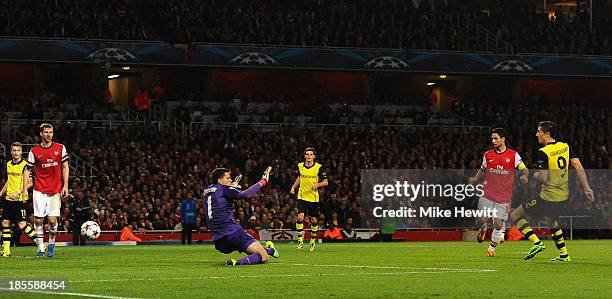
310, 224, 318, 242
489, 228, 502, 251
49, 223, 58, 245
551, 227, 569, 257
296, 220, 304, 239
21, 224, 38, 243
517, 218, 541, 245
2, 227, 11, 254
35, 225, 45, 251
236, 253, 263, 265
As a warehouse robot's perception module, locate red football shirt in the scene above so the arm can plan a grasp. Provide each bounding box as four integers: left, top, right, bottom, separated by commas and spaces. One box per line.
480, 148, 523, 204
27, 142, 68, 194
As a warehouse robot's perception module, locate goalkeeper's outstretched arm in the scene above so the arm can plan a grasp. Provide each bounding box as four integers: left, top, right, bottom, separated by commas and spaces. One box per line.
237, 166, 271, 199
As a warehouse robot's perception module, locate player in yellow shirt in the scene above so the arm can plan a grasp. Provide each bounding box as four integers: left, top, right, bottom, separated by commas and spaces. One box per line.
1, 142, 39, 257
510, 121, 594, 262
290, 148, 328, 252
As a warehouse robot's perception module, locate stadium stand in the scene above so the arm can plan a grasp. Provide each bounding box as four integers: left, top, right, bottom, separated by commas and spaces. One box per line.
1, 99, 609, 233
0, 0, 609, 55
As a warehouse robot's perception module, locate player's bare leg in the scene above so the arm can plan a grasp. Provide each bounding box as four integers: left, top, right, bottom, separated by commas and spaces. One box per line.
227, 241, 271, 266
34, 216, 46, 257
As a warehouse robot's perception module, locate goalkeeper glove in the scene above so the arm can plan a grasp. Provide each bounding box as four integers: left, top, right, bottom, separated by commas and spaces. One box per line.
260, 166, 272, 185
230, 174, 242, 189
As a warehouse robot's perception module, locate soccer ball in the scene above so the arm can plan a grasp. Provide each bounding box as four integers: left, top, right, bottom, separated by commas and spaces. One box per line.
80, 221, 101, 240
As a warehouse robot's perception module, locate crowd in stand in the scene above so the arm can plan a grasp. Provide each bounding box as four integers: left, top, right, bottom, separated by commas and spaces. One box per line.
0, 0, 148, 40
476, 1, 612, 55
170, 98, 454, 125
1, 99, 609, 235
0, 91, 114, 121
0, 0, 610, 55
453, 100, 611, 169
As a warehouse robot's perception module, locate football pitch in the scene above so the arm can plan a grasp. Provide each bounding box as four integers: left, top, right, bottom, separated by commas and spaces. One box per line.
1, 240, 611, 298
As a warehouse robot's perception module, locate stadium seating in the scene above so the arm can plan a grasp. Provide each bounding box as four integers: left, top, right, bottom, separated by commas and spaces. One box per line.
0, 0, 609, 55
2, 99, 608, 233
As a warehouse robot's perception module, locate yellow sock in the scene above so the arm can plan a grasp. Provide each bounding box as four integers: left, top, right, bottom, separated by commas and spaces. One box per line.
2, 228, 11, 254
310, 225, 318, 242
551, 228, 569, 257
22, 224, 38, 244
296, 221, 304, 239
517, 218, 541, 244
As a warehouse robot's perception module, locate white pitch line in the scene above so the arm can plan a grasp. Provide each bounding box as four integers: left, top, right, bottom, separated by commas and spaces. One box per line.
319, 244, 467, 248
71, 269, 492, 283
69, 264, 495, 284
272, 262, 497, 272
71, 277, 194, 283
209, 270, 492, 279
0, 288, 144, 299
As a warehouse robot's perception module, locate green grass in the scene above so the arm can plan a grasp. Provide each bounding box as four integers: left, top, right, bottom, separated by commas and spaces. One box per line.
1, 240, 611, 298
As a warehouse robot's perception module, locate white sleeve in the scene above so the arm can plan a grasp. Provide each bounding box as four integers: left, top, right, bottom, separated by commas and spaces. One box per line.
27, 150, 35, 166
515, 152, 524, 168
61, 144, 69, 162
481, 154, 487, 169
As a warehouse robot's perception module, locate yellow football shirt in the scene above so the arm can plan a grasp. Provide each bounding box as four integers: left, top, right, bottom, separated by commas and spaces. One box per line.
297, 162, 327, 203
537, 142, 575, 202
5, 159, 27, 201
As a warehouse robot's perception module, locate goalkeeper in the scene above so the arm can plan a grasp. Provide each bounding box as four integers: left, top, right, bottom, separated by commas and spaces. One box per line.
204, 166, 280, 266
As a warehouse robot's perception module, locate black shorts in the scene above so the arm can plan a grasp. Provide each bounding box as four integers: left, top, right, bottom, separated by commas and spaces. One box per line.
522, 197, 568, 219
1, 200, 28, 223
297, 199, 320, 217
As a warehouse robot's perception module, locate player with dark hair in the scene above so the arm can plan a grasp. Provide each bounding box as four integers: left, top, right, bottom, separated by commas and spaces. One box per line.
469, 128, 529, 256
510, 121, 594, 261
204, 166, 279, 266
290, 147, 328, 252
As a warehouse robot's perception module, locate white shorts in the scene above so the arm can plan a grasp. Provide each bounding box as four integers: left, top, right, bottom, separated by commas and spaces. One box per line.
477, 196, 509, 221
33, 190, 61, 217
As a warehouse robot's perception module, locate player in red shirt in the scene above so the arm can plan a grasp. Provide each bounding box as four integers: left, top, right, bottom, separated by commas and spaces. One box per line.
22, 123, 69, 257
469, 128, 529, 256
